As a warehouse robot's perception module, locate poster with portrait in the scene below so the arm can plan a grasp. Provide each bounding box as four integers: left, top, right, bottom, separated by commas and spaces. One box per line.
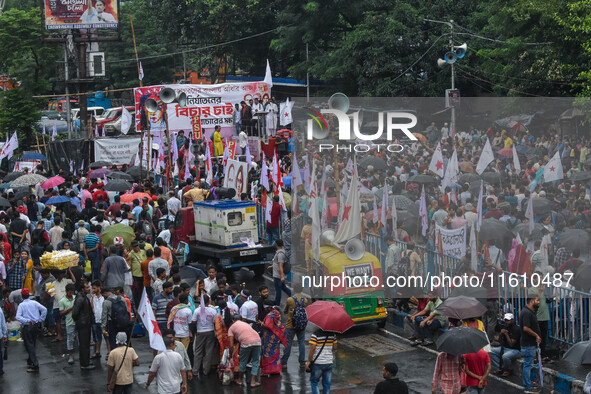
45, 0, 119, 30
223, 159, 248, 198
134, 82, 271, 141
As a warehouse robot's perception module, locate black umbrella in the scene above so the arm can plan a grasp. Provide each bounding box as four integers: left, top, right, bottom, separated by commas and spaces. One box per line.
108, 171, 134, 181
14, 190, 29, 202
325, 179, 336, 188
89, 160, 112, 169
126, 166, 154, 180
435, 326, 489, 356
479, 218, 513, 251
559, 229, 590, 253
572, 264, 591, 293
408, 174, 436, 184
359, 156, 387, 171
459, 174, 481, 184
389, 195, 415, 210
449, 286, 488, 304
396, 208, 419, 235
480, 172, 506, 185
512, 222, 548, 241
525, 198, 555, 216
3, 172, 25, 182
105, 179, 133, 193
0, 197, 10, 208
563, 340, 591, 364
570, 171, 591, 182
469, 180, 488, 197
436, 296, 488, 320
526, 147, 545, 160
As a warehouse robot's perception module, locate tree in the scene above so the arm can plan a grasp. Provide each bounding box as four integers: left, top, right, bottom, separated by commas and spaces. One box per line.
0, 87, 42, 151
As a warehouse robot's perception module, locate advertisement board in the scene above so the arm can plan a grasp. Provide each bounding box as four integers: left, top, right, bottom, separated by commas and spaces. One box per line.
45, 0, 119, 30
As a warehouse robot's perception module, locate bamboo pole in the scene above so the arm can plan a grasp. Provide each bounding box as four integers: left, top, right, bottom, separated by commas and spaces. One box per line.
130, 15, 142, 88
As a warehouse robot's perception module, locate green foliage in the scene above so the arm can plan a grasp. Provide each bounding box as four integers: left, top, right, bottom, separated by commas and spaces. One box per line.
0, 88, 42, 151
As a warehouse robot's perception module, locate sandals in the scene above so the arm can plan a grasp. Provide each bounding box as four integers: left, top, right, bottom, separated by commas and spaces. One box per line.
250, 382, 261, 388
90, 353, 101, 359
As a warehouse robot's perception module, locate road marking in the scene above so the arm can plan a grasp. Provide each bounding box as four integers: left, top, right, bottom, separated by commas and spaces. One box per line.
339, 333, 412, 357
379, 328, 525, 391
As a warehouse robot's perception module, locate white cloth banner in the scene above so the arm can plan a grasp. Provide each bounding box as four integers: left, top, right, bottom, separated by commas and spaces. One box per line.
94, 137, 141, 165
435, 224, 467, 260
223, 159, 248, 198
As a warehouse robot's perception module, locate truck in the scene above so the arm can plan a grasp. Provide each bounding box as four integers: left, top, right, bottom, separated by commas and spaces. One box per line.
172, 200, 276, 282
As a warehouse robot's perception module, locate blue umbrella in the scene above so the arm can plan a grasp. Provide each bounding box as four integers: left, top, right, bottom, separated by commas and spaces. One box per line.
45, 195, 71, 205
21, 152, 48, 161
0, 182, 12, 190
515, 145, 528, 154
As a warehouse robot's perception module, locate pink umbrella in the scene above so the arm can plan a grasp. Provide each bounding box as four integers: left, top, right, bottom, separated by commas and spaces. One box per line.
497, 148, 513, 158
306, 300, 355, 333
40, 176, 65, 190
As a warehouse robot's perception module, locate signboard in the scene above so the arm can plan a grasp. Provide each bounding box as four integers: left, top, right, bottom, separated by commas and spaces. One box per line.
445, 89, 460, 108
13, 161, 41, 172
94, 137, 141, 165
435, 225, 467, 260
45, 0, 119, 30
223, 159, 248, 197
134, 82, 271, 140
192, 115, 203, 140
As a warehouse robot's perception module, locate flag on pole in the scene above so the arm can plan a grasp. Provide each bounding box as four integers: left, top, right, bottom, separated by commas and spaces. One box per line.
372, 195, 379, 224
280, 98, 293, 126
512, 145, 521, 175
337, 178, 348, 228
101, 125, 105, 137
441, 150, 459, 191
391, 189, 397, 237
271, 152, 283, 188
333, 157, 361, 244
419, 185, 429, 237
245, 142, 252, 169
42, 124, 46, 135
476, 180, 484, 232
291, 152, 302, 188
52, 121, 58, 141
308, 160, 322, 260
205, 143, 213, 185
69, 160, 74, 173
320, 189, 328, 231
121, 107, 133, 135
265, 191, 273, 223
428, 143, 444, 177
470, 224, 478, 272
380, 183, 388, 227
345, 158, 354, 174
222, 141, 230, 167
304, 154, 311, 195
278, 188, 287, 212
138, 288, 166, 352
94, 124, 98, 138
263, 59, 273, 88
526, 196, 535, 235
138, 61, 144, 81
260, 159, 270, 191
476, 139, 494, 175
543, 151, 563, 183
171, 135, 179, 162
0, 131, 19, 164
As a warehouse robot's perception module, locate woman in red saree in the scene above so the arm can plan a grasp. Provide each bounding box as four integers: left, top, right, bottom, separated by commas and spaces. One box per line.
261, 304, 286, 375
214, 302, 240, 381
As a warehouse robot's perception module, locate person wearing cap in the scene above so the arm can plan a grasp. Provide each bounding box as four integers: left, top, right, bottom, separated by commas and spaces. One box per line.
16, 287, 47, 372
489, 313, 521, 377
374, 362, 408, 394
73, 220, 89, 252
107, 332, 139, 393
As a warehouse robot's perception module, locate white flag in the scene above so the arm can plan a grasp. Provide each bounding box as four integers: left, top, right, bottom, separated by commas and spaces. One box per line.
308, 160, 322, 260
42, 124, 46, 135
345, 158, 354, 174
205, 143, 213, 185
512, 145, 521, 175
121, 107, 133, 135
263, 59, 273, 87
526, 196, 535, 235
372, 195, 379, 224
333, 158, 361, 245
476, 139, 494, 175
223, 141, 230, 167
138, 61, 144, 81
260, 159, 270, 191
138, 288, 166, 352
441, 150, 459, 191
304, 154, 311, 195
291, 152, 302, 188
470, 224, 478, 272
476, 180, 483, 232
94, 124, 98, 138
69, 160, 74, 173
265, 192, 273, 223
52, 121, 57, 141
337, 178, 348, 228
278, 189, 287, 211
280, 98, 293, 126
0, 132, 18, 163
381, 183, 388, 226
428, 143, 444, 177
245, 142, 252, 170
171, 135, 179, 162
391, 191, 397, 236
543, 151, 563, 183
419, 185, 429, 237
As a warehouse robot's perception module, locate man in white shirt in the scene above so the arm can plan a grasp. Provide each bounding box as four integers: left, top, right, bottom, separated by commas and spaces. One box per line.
191, 294, 219, 376
251, 98, 264, 136
158, 225, 174, 249
146, 336, 187, 394
239, 290, 258, 324
265, 98, 278, 136
171, 294, 193, 350
167, 191, 181, 221
203, 266, 218, 294
239, 130, 248, 156
464, 203, 478, 228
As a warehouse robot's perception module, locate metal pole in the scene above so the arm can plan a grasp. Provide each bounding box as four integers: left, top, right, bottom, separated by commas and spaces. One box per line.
64, 45, 72, 139
306, 43, 310, 103
450, 20, 455, 138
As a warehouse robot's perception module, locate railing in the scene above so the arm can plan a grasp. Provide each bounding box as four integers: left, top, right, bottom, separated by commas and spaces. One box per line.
363, 231, 591, 346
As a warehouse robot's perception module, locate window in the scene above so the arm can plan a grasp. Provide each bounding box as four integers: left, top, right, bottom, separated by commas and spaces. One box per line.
227, 212, 243, 226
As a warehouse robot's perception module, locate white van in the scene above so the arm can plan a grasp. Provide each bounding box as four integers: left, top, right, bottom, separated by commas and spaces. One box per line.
70, 106, 106, 122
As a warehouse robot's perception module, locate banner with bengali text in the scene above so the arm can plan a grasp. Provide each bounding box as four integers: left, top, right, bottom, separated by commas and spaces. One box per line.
435, 225, 467, 260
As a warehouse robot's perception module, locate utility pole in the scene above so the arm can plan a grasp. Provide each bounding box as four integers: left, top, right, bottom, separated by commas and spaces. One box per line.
64, 45, 72, 138
449, 20, 455, 137
78, 35, 89, 139
306, 43, 310, 103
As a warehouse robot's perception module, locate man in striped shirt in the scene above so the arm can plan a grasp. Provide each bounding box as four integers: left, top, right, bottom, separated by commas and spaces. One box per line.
83, 225, 101, 281
152, 282, 174, 334
306, 329, 337, 394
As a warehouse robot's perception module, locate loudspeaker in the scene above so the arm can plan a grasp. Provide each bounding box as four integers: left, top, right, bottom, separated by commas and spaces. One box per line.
159, 87, 176, 104
454, 43, 467, 59
437, 58, 447, 68
214, 187, 236, 199
145, 96, 159, 113
328, 92, 350, 113
320, 230, 336, 246
444, 52, 457, 64
344, 238, 365, 261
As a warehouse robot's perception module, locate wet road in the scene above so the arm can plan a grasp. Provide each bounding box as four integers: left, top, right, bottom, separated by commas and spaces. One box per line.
0, 270, 525, 393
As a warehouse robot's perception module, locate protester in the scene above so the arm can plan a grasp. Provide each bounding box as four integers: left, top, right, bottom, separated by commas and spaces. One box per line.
16, 288, 47, 372
72, 280, 94, 369
269, 239, 291, 304
519, 293, 542, 393
106, 332, 140, 393
489, 313, 521, 377
463, 349, 491, 394
374, 362, 408, 394
306, 328, 337, 394
191, 293, 219, 377
432, 352, 463, 394
282, 282, 308, 368
59, 283, 76, 364
146, 336, 188, 394
228, 314, 262, 387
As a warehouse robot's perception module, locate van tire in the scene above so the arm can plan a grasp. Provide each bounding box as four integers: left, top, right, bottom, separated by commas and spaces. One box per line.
252, 264, 266, 278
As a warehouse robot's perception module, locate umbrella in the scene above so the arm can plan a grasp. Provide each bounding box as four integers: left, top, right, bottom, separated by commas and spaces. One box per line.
396, 208, 419, 235
448, 286, 488, 303
41, 176, 65, 190
105, 179, 132, 193
525, 198, 555, 216
14, 190, 28, 202
459, 173, 481, 184
126, 166, 154, 180
412, 132, 426, 142
306, 300, 355, 333
408, 174, 436, 184
572, 264, 591, 293
45, 195, 72, 205
563, 340, 591, 364
101, 224, 136, 248
436, 296, 488, 320
89, 161, 112, 169
479, 218, 510, 244
120, 192, 151, 204
21, 152, 47, 161
458, 162, 476, 174
0, 197, 10, 208
88, 168, 112, 179
526, 147, 545, 160
497, 148, 513, 158
325, 179, 336, 188
512, 222, 548, 241
569, 171, 591, 182
389, 195, 415, 210
480, 172, 506, 185
3, 172, 25, 182
108, 171, 134, 181
435, 326, 490, 356
359, 156, 387, 171
276, 129, 291, 134
179, 265, 207, 293
559, 229, 590, 252
0, 182, 12, 190
516, 145, 528, 154
10, 174, 47, 188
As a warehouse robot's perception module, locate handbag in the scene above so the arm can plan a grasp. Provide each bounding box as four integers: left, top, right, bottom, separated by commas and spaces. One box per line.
108, 345, 129, 391
306, 338, 328, 373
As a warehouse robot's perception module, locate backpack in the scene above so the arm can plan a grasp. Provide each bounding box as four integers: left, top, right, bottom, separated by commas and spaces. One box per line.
276, 250, 291, 274
140, 220, 152, 236
110, 297, 132, 329
292, 297, 308, 330
398, 250, 410, 277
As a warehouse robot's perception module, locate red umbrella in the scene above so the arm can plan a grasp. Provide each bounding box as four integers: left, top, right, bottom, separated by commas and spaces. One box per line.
41, 176, 65, 190
120, 192, 151, 204
306, 300, 355, 333
497, 148, 513, 158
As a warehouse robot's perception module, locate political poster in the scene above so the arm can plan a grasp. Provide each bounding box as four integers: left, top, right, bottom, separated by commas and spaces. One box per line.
45, 0, 119, 30
94, 137, 141, 165
435, 225, 467, 260
223, 159, 248, 197
134, 82, 271, 141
